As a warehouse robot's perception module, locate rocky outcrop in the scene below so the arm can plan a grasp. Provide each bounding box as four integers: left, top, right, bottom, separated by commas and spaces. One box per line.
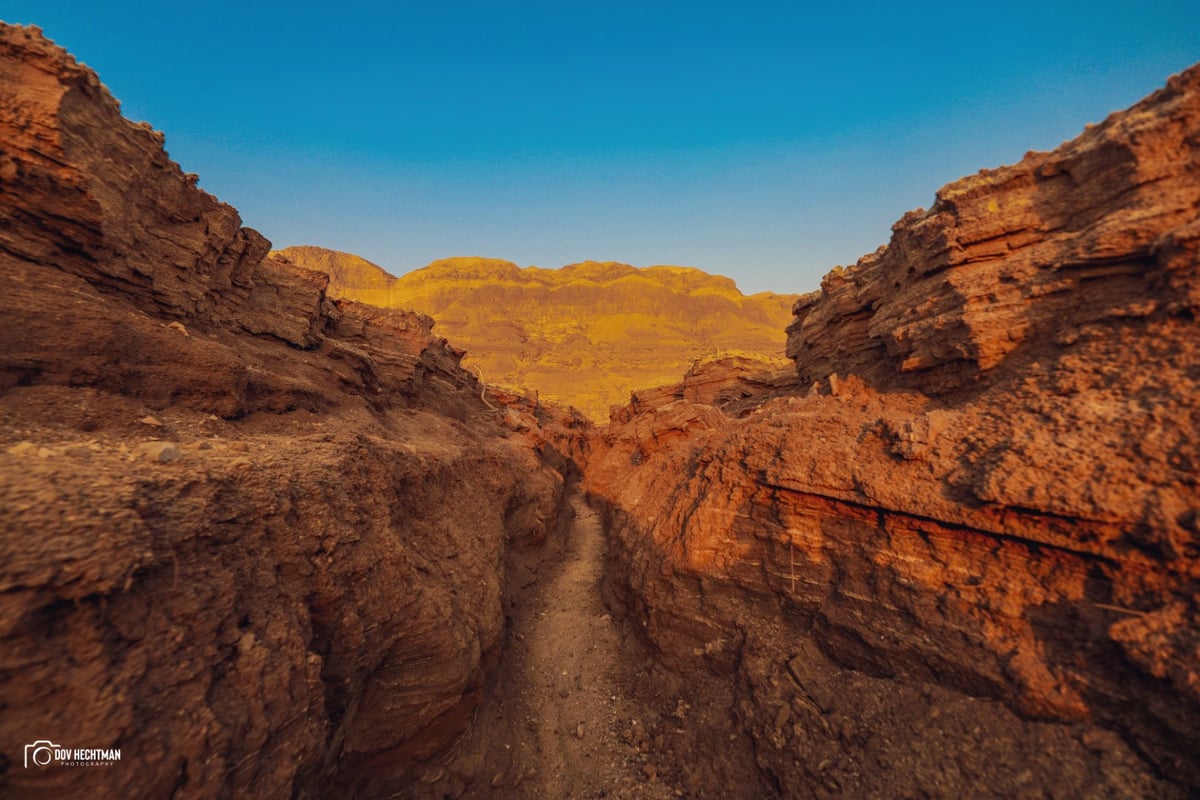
6, 17, 1198, 799
0, 24, 578, 799
613, 354, 797, 423
274, 246, 800, 420
786, 65, 1200, 396
588, 64, 1200, 795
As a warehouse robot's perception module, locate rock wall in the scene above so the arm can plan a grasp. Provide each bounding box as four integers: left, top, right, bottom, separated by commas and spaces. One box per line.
0, 24, 579, 799
4, 18, 1198, 798
587, 64, 1200, 796
786, 64, 1200, 396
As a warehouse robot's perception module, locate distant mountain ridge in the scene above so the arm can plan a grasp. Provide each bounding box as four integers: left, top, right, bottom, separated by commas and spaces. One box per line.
271, 245, 399, 297
272, 246, 798, 419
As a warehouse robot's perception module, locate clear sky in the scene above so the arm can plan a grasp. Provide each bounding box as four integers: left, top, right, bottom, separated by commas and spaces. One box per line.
5, 2, 1198, 293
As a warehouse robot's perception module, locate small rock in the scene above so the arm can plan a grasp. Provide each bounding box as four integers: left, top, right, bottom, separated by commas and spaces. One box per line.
837, 716, 856, 742
574, 723, 585, 739
1080, 728, 1115, 751
166, 321, 189, 336
773, 704, 791, 731
785, 654, 806, 687
139, 415, 163, 427
134, 441, 181, 463
6, 441, 38, 457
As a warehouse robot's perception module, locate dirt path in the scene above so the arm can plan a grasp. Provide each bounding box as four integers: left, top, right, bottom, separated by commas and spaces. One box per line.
417, 490, 682, 799
520, 494, 672, 798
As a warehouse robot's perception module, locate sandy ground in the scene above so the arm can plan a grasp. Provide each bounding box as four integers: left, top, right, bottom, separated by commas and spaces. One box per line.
414, 492, 696, 799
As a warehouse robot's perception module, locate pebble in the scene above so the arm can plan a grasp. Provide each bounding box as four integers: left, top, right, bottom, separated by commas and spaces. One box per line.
134, 441, 181, 463
6, 441, 39, 457
774, 704, 791, 731
139, 415, 163, 427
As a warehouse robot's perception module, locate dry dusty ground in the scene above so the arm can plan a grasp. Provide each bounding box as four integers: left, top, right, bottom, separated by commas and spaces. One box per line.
412, 490, 767, 799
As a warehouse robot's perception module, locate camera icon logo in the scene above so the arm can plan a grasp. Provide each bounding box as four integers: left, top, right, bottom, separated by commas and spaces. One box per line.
24, 740, 61, 768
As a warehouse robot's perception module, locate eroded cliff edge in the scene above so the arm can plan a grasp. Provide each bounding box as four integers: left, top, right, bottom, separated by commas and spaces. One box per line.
0, 25, 585, 798
587, 65, 1200, 795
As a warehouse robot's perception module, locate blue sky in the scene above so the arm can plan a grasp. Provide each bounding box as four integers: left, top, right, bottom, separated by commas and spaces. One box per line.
6, 2, 1198, 293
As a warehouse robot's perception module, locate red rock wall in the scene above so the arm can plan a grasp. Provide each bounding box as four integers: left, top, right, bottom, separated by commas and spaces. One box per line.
0, 24, 578, 798
588, 64, 1200, 795
787, 65, 1200, 396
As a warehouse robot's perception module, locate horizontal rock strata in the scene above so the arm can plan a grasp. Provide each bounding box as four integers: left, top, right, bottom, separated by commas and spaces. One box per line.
0, 24, 579, 799
588, 63, 1200, 796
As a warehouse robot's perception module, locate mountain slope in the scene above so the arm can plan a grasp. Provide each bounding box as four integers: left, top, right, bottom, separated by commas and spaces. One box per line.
272, 247, 798, 420
269, 244, 400, 301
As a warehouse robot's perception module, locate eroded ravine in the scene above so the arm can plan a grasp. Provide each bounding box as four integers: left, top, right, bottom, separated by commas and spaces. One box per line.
521, 495, 668, 798
411, 490, 689, 798
4, 21, 1195, 799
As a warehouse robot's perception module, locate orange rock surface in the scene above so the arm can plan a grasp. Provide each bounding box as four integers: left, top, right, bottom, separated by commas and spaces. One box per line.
0, 24, 580, 799
3, 16, 1199, 799
586, 63, 1200, 795
274, 246, 798, 421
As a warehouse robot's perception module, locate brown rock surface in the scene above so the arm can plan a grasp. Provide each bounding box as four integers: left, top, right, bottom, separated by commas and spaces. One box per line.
273, 246, 799, 421
614, 353, 797, 423
6, 16, 1200, 800
587, 64, 1200, 795
0, 24, 580, 799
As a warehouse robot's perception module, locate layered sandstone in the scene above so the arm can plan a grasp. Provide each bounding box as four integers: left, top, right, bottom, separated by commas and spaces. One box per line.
6, 16, 1199, 799
273, 246, 799, 421
0, 24, 580, 799
587, 64, 1200, 795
